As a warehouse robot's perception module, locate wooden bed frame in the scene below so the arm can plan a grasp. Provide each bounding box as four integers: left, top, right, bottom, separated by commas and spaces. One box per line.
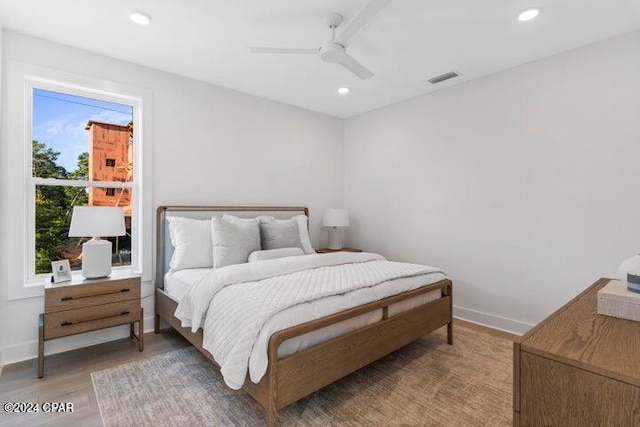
154, 206, 453, 426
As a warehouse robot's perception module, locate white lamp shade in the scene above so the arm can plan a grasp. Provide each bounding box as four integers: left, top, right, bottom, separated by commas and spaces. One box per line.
322, 208, 349, 227
68, 206, 126, 237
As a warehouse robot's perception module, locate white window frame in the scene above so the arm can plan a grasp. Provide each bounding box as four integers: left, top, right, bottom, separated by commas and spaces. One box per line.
5, 61, 153, 300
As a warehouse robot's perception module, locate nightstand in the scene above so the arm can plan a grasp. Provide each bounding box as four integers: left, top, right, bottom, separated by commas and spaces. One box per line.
315, 248, 363, 253
39, 273, 143, 378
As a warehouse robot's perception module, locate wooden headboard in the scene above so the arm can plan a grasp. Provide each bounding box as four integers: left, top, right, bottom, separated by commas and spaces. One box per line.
155, 206, 309, 290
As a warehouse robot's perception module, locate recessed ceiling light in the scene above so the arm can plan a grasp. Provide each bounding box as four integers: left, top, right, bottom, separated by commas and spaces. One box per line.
130, 11, 151, 26
337, 87, 350, 95
518, 8, 540, 22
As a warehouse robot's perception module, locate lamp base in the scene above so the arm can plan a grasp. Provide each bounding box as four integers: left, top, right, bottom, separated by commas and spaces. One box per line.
327, 227, 344, 250
81, 238, 112, 279
628, 274, 640, 293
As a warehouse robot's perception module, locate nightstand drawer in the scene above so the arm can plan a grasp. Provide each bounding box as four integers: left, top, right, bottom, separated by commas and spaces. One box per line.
45, 277, 140, 312
44, 299, 140, 339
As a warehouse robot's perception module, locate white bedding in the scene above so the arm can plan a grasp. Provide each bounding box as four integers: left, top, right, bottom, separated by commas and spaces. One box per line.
165, 268, 440, 378
173, 253, 446, 389
165, 268, 210, 301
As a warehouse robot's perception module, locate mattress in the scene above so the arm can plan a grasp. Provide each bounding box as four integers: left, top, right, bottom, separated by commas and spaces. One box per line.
165, 267, 443, 371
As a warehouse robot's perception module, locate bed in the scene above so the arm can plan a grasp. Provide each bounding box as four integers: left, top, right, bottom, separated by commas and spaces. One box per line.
154, 206, 453, 426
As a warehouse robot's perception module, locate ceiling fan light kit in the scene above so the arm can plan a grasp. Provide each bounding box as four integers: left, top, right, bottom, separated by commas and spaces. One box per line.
319, 43, 346, 63
250, 0, 391, 80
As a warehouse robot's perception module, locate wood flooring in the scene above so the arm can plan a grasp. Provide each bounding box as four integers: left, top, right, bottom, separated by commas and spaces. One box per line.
0, 330, 188, 427
0, 319, 514, 427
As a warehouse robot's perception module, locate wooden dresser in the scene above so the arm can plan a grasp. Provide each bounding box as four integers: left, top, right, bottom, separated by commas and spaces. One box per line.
39, 273, 143, 378
514, 278, 640, 426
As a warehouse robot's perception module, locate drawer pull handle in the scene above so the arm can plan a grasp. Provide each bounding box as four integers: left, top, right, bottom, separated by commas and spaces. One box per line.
58, 288, 133, 302
58, 310, 134, 327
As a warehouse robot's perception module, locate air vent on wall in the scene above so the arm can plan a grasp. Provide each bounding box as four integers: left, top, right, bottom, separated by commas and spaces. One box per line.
428, 71, 459, 84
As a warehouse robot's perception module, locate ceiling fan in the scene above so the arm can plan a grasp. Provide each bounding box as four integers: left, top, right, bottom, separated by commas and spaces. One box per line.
250, 0, 392, 80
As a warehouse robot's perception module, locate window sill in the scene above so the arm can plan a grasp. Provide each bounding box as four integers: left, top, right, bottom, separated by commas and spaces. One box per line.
8, 281, 45, 300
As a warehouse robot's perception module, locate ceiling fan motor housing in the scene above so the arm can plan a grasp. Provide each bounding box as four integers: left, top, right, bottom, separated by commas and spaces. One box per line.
328, 13, 344, 29
320, 42, 346, 63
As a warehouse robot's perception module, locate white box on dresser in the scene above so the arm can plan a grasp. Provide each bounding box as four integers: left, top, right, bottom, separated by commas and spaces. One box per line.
597, 280, 640, 322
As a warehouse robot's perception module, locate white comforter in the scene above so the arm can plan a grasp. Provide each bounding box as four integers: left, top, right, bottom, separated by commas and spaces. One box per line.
175, 252, 444, 389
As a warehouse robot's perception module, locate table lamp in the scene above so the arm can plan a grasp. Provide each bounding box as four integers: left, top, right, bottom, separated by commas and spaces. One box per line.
322, 208, 349, 250
69, 206, 126, 279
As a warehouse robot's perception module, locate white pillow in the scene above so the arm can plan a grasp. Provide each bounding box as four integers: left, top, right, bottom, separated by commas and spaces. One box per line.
258, 215, 315, 255
222, 214, 274, 225
167, 216, 212, 271
293, 215, 315, 255
211, 216, 261, 268
248, 247, 304, 263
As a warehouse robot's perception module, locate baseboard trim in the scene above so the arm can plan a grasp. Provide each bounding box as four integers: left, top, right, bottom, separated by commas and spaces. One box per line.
1, 315, 156, 367
453, 305, 534, 336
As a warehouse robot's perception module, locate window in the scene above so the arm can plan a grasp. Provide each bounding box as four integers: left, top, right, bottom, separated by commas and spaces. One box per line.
32, 89, 134, 275
5, 61, 152, 299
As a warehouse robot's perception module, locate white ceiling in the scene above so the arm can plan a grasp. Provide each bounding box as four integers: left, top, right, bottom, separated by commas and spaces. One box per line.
1, 0, 639, 118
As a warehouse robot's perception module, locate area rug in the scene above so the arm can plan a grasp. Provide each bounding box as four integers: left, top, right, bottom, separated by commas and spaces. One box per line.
91, 326, 512, 426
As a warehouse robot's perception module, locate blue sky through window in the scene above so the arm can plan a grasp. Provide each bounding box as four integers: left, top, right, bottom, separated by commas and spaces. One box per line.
32, 88, 133, 172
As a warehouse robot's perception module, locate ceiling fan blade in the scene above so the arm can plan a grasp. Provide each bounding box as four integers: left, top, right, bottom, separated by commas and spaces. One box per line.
334, 0, 391, 46
250, 47, 317, 54
338, 54, 374, 80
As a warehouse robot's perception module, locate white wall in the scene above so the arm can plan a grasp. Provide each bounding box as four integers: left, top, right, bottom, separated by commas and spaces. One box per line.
0, 30, 344, 365
344, 31, 640, 334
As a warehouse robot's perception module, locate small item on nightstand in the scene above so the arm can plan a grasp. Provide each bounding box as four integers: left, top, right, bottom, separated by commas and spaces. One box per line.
627, 273, 640, 293
51, 259, 72, 283
597, 280, 640, 322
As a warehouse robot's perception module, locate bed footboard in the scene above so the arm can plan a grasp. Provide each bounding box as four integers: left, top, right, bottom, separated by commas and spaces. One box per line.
265, 279, 452, 424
